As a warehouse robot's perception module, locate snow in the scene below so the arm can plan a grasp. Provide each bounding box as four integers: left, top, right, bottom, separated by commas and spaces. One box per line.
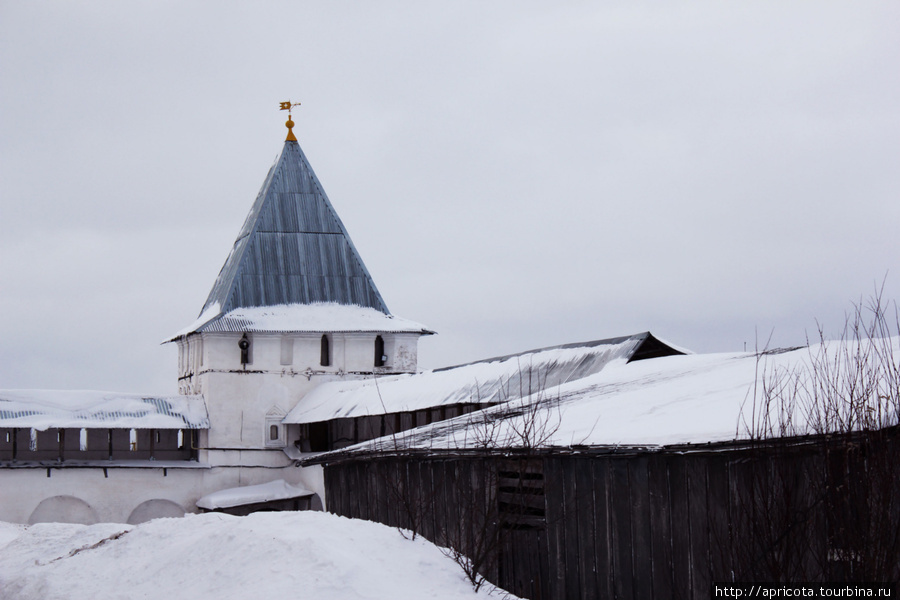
196, 479, 314, 510
169, 302, 432, 341
0, 390, 209, 430
316, 338, 900, 454
0, 512, 517, 600
284, 335, 647, 423
169, 300, 222, 339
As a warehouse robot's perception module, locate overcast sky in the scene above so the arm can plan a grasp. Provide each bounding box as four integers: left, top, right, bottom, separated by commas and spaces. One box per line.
2, 1, 899, 394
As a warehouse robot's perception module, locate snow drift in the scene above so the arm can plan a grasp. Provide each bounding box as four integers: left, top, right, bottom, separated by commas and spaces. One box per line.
0, 511, 516, 600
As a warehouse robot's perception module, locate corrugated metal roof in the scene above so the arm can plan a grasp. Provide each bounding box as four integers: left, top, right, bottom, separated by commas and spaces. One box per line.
283, 332, 684, 424
198, 140, 390, 325
0, 390, 209, 430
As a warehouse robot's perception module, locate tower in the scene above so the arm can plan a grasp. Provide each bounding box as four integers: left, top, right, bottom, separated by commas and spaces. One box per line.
168, 110, 432, 460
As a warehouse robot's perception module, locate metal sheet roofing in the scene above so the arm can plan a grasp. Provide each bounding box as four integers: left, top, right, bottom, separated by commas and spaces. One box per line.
283, 332, 683, 424
188, 139, 390, 338
0, 390, 209, 430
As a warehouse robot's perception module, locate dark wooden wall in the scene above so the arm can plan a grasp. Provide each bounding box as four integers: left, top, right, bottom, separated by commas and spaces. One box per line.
323, 432, 900, 600
0, 428, 197, 463
300, 403, 487, 452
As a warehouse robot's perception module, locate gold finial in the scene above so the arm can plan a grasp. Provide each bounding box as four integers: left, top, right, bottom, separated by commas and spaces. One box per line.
280, 100, 301, 142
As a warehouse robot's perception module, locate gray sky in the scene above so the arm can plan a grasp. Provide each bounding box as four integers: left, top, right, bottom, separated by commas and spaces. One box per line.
2, 1, 899, 394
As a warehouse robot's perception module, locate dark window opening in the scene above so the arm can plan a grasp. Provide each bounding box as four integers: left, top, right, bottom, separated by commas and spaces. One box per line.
374, 335, 385, 367
498, 460, 546, 530
239, 333, 251, 365
320, 334, 330, 367
270, 424, 279, 441
307, 422, 330, 452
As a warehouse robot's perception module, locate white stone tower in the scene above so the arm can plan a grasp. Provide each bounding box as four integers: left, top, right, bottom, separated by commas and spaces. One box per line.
168, 110, 432, 467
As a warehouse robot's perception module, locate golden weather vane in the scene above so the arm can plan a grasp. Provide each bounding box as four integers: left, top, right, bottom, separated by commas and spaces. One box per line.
280, 100, 301, 141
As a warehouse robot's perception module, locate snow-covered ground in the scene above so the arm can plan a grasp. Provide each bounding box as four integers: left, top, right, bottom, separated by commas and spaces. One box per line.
0, 512, 515, 600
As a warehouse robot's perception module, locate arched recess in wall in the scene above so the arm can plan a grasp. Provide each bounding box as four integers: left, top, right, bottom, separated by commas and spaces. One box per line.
28, 495, 99, 525
127, 499, 186, 524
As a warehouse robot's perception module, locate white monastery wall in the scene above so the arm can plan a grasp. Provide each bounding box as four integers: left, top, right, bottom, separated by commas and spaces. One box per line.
3, 463, 325, 525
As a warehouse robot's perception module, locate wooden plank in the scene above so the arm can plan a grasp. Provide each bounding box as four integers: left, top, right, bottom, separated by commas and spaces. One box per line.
560, 459, 582, 600
630, 455, 653, 599
648, 453, 674, 599
333, 466, 348, 517
417, 459, 437, 541
706, 453, 733, 582
399, 412, 413, 433
356, 416, 381, 443
335, 466, 349, 517
391, 460, 408, 529
543, 456, 567, 600
804, 451, 827, 580
354, 462, 367, 522
480, 458, 500, 586
431, 461, 450, 548
536, 526, 552, 600
592, 458, 615, 599
330, 419, 355, 449
574, 457, 598, 600
667, 456, 692, 599
323, 466, 335, 514
686, 457, 711, 600
110, 429, 132, 460
370, 460, 387, 526
610, 458, 634, 600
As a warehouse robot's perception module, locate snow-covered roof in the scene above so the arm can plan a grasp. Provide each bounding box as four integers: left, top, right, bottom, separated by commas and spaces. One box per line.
168, 301, 432, 341
305, 338, 900, 460
0, 390, 209, 430
283, 332, 683, 424
196, 479, 314, 510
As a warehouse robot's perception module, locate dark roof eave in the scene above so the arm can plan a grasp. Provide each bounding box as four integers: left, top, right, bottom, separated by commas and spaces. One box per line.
300, 426, 900, 467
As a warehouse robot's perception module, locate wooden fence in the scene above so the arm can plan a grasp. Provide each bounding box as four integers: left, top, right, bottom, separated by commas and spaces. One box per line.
322, 429, 900, 599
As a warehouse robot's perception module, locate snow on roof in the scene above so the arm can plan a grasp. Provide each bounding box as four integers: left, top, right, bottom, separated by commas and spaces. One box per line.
196, 479, 314, 510
307, 338, 900, 458
168, 302, 432, 341
0, 390, 209, 430
0, 511, 517, 599
284, 333, 677, 424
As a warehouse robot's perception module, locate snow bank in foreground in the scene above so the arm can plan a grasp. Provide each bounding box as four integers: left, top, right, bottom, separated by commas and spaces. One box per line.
0, 512, 514, 600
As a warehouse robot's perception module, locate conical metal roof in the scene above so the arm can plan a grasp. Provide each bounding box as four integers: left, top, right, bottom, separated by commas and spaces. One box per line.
199, 140, 390, 317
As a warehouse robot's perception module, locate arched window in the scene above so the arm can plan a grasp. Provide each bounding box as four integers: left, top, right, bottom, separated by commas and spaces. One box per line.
270, 425, 279, 441
374, 335, 385, 367
320, 334, 330, 367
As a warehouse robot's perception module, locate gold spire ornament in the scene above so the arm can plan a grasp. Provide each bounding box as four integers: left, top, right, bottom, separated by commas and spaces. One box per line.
280, 100, 301, 142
